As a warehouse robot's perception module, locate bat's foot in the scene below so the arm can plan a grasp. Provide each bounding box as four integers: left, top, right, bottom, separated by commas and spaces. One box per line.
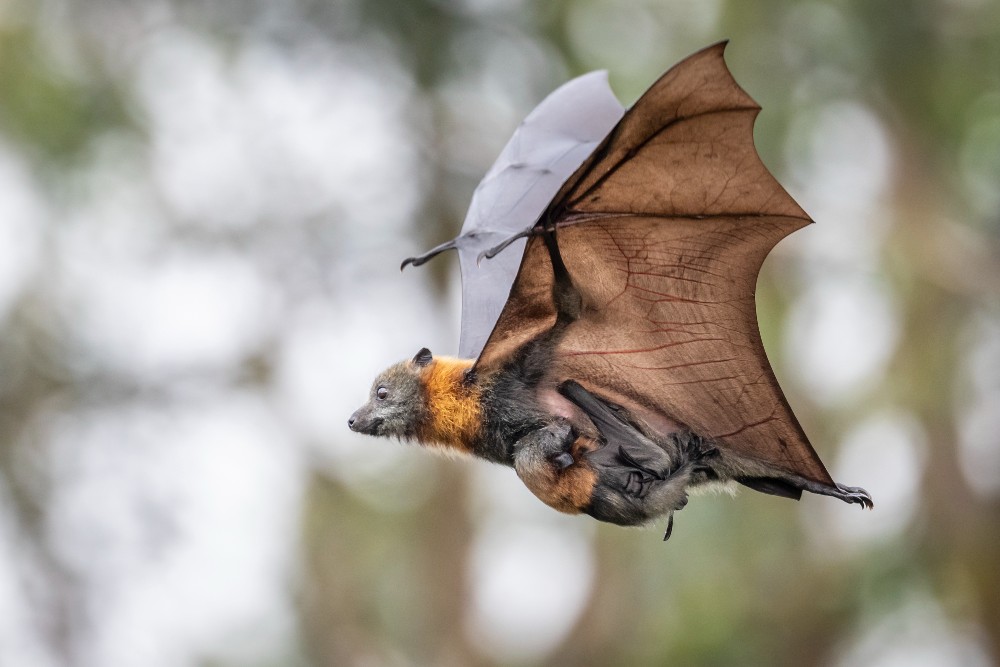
761, 473, 874, 509
671, 432, 721, 486
807, 480, 873, 509
832, 483, 874, 510
679, 432, 719, 464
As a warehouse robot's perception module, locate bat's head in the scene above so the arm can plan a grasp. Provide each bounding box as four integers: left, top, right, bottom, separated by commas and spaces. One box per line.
348, 348, 433, 439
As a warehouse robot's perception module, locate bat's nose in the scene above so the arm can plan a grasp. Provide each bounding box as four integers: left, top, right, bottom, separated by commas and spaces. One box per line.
348, 412, 358, 431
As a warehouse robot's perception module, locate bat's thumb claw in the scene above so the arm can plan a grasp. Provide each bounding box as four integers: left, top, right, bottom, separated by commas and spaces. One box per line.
402, 239, 458, 271
480, 227, 533, 264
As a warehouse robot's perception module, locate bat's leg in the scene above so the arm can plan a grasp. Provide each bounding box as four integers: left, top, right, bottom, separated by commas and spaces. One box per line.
786, 475, 873, 509
749, 473, 874, 509
735, 476, 803, 500
818, 482, 874, 510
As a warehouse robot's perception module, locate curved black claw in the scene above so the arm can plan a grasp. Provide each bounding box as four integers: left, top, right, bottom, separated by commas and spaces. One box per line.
662, 512, 675, 541
836, 484, 874, 510
401, 239, 458, 271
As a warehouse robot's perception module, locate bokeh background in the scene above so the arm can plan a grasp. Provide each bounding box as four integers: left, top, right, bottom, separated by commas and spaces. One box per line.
1, 0, 998, 665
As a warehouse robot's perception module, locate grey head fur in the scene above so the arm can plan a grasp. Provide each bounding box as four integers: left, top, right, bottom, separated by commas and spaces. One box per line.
348, 349, 432, 439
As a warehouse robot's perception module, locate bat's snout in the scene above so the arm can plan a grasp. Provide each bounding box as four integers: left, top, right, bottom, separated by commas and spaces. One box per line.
348, 408, 382, 435
348, 409, 364, 432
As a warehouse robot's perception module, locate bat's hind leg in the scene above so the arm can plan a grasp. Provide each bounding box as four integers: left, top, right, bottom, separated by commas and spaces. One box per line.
738, 473, 874, 509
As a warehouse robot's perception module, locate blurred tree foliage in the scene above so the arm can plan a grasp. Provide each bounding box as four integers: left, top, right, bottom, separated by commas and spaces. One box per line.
1, 1, 998, 666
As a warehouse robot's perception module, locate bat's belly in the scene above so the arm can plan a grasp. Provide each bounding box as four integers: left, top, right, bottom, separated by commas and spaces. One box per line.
537, 381, 684, 440
537, 386, 586, 422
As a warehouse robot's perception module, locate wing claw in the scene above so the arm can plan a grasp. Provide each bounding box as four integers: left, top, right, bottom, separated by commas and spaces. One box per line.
477, 226, 534, 265
400, 239, 458, 271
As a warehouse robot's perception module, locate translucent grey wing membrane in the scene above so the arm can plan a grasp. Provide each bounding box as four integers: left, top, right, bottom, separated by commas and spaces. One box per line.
401, 71, 625, 359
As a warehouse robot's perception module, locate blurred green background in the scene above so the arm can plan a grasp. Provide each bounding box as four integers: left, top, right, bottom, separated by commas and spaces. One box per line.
1, 0, 998, 665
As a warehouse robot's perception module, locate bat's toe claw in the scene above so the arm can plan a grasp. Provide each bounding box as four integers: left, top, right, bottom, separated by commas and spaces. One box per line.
836, 484, 874, 510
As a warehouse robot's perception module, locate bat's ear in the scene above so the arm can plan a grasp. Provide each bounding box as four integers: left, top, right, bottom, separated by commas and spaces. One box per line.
412, 348, 433, 367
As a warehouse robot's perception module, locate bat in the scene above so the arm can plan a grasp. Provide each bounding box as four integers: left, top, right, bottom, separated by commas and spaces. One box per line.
349, 42, 872, 539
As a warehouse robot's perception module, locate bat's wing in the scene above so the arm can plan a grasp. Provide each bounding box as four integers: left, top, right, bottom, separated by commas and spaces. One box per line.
403, 72, 624, 359
477, 42, 833, 485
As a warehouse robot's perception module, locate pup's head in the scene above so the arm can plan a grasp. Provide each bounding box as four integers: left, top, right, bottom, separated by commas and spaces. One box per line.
348, 348, 433, 439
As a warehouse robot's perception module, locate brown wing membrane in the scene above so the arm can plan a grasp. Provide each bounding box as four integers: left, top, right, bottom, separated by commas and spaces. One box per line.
477, 42, 833, 485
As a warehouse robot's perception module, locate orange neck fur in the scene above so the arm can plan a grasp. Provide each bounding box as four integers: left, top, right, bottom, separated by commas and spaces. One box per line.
416, 357, 481, 454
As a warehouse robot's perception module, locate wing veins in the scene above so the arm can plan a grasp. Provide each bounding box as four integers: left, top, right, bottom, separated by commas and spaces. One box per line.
562, 105, 759, 211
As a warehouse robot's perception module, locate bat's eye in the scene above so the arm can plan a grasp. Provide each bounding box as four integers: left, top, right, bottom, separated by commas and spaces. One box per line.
376, 386, 389, 400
